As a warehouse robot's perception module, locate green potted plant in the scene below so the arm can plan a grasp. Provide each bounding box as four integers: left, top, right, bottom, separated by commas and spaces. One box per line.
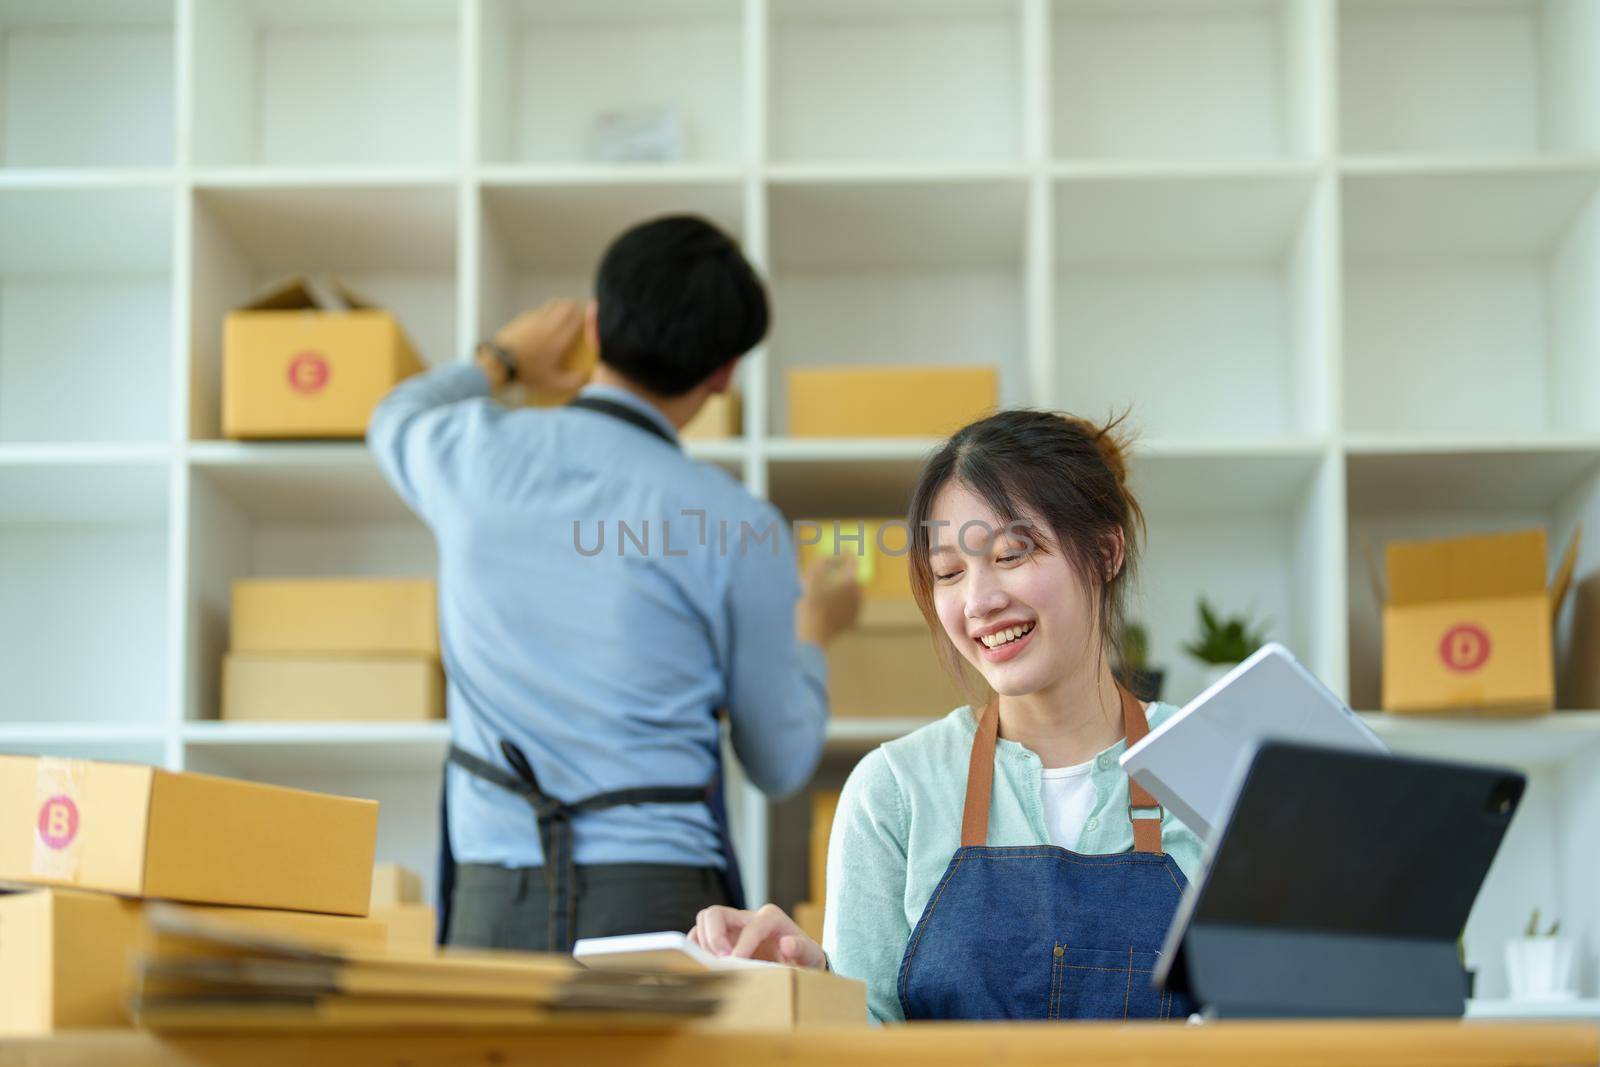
1184, 597, 1269, 692
1118, 621, 1165, 702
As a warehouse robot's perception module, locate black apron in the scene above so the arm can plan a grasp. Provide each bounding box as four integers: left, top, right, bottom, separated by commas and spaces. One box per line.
434, 394, 747, 950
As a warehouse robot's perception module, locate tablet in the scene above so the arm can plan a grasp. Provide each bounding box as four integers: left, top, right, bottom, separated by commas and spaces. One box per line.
573, 931, 781, 972
1120, 642, 1387, 838
1152, 740, 1524, 1017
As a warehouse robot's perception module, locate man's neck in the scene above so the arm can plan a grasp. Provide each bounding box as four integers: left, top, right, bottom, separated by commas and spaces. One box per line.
589, 366, 703, 432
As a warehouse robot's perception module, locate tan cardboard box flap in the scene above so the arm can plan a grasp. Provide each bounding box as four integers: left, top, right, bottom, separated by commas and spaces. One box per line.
705, 966, 866, 1029
231, 578, 439, 657
243, 275, 372, 313
1385, 529, 1549, 605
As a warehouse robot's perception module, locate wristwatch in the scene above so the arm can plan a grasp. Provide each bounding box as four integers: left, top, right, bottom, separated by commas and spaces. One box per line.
475, 340, 517, 383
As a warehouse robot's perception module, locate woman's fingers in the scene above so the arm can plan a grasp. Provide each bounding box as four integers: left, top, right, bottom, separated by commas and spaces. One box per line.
695, 906, 739, 956
778, 934, 826, 970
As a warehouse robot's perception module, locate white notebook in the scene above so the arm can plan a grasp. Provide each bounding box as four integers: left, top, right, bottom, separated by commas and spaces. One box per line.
572, 931, 784, 973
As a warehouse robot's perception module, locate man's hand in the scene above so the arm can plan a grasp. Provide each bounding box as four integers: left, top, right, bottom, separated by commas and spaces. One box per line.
688, 904, 827, 969
797, 554, 863, 648
489, 299, 590, 394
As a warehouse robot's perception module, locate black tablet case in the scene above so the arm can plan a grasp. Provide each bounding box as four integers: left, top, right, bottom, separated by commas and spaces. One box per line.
1155, 741, 1525, 1018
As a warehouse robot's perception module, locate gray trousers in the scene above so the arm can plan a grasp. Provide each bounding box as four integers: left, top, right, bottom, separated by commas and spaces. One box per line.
445, 862, 730, 951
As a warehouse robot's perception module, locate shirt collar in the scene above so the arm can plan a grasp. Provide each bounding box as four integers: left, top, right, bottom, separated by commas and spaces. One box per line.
576, 382, 680, 444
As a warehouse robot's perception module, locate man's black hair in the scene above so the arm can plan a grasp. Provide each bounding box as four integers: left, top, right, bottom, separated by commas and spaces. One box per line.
594, 215, 769, 397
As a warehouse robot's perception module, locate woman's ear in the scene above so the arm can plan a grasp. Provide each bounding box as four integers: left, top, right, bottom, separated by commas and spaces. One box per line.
1101, 528, 1126, 582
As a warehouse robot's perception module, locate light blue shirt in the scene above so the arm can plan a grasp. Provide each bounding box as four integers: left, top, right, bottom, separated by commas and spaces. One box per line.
369, 364, 829, 869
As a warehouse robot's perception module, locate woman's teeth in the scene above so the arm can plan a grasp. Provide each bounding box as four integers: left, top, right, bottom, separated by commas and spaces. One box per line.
980, 623, 1034, 649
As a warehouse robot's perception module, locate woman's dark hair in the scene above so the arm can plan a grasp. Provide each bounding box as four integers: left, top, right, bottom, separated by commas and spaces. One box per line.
906, 409, 1146, 697
594, 214, 769, 397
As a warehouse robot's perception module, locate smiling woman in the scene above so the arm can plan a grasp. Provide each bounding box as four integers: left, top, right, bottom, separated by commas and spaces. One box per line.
689, 410, 1206, 1023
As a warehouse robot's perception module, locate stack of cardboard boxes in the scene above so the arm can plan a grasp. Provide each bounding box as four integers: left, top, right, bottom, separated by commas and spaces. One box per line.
0, 753, 382, 1036
223, 578, 444, 722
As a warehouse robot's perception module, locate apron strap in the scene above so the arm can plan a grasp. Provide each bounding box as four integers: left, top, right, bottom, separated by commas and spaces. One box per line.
447, 741, 726, 952
959, 683, 1165, 855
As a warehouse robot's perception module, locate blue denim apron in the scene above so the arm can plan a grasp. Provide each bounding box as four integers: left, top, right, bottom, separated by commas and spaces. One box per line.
898, 686, 1194, 1021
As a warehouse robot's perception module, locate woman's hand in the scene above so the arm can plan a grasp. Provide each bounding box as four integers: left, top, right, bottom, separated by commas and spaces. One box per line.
688, 904, 827, 969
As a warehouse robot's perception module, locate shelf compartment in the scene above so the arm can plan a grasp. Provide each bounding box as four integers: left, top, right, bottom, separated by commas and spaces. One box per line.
0, 461, 170, 725
190, 0, 459, 167
767, 178, 1027, 437
770, 0, 1023, 164
0, 0, 174, 168
1053, 173, 1328, 443
1339, 0, 1600, 158
0, 187, 172, 443
187, 183, 458, 440
478, 0, 744, 165
1342, 170, 1600, 439
184, 464, 437, 723
1052, 0, 1321, 162
1344, 447, 1600, 711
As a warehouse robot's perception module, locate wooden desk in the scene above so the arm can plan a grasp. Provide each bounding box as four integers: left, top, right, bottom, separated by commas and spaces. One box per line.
1, 1021, 1596, 1067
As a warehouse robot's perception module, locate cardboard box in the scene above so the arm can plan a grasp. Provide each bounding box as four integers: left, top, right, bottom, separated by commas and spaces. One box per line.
1382, 528, 1580, 716
0, 888, 386, 1036
809, 790, 840, 905
231, 578, 439, 657
222, 654, 444, 722
374, 904, 437, 950
370, 863, 424, 909
797, 519, 912, 602
0, 755, 377, 914
522, 331, 599, 408
827, 602, 975, 718
223, 277, 425, 440
700, 966, 867, 1030
787, 365, 998, 438
681, 389, 742, 441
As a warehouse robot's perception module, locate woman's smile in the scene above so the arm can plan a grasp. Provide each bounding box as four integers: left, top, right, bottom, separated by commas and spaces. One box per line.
974, 620, 1037, 663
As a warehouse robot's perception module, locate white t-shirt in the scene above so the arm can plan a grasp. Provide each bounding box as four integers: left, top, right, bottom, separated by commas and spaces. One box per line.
1040, 759, 1099, 851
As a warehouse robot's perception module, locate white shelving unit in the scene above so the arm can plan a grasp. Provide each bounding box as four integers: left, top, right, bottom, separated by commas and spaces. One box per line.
3, 0, 1600, 1010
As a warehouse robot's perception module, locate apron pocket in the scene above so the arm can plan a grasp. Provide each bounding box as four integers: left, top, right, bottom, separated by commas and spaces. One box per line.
1054, 945, 1170, 1021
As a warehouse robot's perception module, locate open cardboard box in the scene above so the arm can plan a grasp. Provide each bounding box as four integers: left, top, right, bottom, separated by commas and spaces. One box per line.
1380, 527, 1581, 716
223, 277, 425, 440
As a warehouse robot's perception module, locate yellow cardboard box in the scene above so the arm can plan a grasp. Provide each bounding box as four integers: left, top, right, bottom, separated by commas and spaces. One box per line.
369, 862, 435, 949
681, 389, 742, 441
0, 755, 377, 915
222, 654, 444, 722
370, 862, 424, 909
231, 578, 439, 657
0, 889, 386, 1036
701, 966, 867, 1030
798, 519, 913, 602
827, 602, 975, 718
522, 332, 599, 408
809, 790, 840, 905
787, 365, 998, 438
1382, 527, 1580, 716
793, 901, 824, 944
223, 277, 425, 440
